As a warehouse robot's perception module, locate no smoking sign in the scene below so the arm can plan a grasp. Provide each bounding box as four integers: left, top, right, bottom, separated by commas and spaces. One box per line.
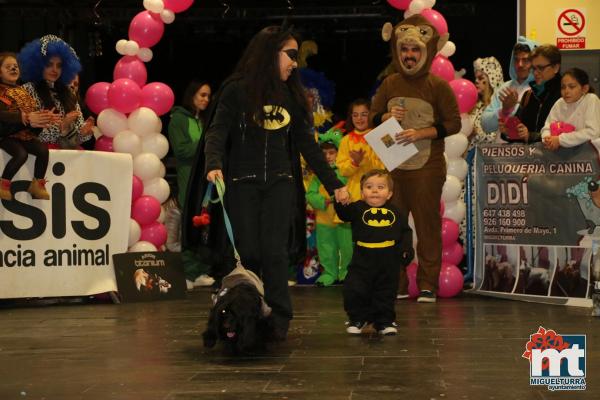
556, 8, 586, 49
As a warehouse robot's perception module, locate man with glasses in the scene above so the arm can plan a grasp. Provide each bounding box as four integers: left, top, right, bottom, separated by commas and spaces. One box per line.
481, 36, 537, 139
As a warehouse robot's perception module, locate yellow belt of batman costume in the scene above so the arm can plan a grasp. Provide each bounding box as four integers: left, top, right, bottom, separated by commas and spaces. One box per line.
356, 240, 395, 248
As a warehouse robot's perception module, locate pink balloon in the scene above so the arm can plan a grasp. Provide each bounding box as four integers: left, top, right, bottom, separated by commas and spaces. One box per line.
431, 55, 455, 82
387, 0, 412, 10
108, 78, 142, 114
140, 221, 168, 247
163, 0, 194, 13
442, 241, 464, 266
131, 195, 161, 226
132, 175, 144, 203
440, 201, 445, 216
114, 56, 148, 87
85, 82, 110, 115
449, 78, 478, 114
438, 263, 463, 298
441, 218, 459, 247
421, 8, 448, 36
128, 11, 165, 48
141, 82, 175, 116
406, 262, 420, 298
94, 135, 114, 152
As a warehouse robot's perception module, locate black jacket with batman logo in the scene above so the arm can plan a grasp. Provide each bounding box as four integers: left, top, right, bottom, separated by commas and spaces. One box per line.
182, 79, 343, 278
334, 200, 413, 264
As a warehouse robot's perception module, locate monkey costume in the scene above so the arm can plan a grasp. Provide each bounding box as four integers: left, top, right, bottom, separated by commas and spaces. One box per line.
370, 14, 461, 297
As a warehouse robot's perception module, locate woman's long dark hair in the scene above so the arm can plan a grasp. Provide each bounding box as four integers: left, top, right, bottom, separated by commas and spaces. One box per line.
225, 25, 309, 126
34, 80, 77, 113
181, 79, 211, 125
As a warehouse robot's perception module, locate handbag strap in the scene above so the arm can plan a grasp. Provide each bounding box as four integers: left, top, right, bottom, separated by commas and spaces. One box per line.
204, 178, 240, 262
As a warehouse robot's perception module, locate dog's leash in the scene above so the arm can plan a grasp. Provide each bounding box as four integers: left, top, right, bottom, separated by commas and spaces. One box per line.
193, 177, 241, 263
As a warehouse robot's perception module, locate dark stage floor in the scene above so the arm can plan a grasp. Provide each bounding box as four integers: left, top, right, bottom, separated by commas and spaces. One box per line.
0, 287, 597, 400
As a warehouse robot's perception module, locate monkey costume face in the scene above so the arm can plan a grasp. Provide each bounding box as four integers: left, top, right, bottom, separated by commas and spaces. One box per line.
381, 14, 448, 79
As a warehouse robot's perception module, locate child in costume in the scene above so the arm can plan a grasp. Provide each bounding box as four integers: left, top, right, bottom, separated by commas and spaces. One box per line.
305, 127, 353, 286
0, 52, 55, 201
334, 169, 413, 335
541, 68, 600, 151
336, 99, 384, 200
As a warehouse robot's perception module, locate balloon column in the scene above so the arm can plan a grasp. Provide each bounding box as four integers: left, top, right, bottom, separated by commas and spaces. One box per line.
388, 0, 475, 298
85, 0, 194, 252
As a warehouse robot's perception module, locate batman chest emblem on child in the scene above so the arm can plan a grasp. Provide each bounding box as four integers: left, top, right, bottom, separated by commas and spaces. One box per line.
362, 208, 396, 227
258, 105, 291, 130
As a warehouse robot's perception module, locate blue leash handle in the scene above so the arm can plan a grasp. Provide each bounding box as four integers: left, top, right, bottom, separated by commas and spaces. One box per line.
204, 178, 240, 262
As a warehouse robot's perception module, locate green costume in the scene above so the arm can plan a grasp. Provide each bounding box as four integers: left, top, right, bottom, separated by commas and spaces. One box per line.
305, 128, 353, 286
168, 106, 210, 280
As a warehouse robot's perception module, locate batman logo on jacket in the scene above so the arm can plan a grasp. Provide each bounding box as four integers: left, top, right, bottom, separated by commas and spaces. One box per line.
361, 208, 396, 227
261, 105, 291, 130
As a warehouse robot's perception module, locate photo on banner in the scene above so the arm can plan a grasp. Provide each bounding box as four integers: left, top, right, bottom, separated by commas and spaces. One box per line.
473, 142, 599, 306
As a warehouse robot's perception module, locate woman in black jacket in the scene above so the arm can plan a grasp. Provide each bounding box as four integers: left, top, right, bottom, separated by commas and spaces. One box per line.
200, 26, 349, 340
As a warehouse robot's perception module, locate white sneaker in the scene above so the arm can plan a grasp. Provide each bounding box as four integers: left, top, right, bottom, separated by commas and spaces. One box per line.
396, 293, 409, 300
193, 274, 215, 287
186, 280, 195, 291
377, 322, 398, 336
346, 321, 367, 334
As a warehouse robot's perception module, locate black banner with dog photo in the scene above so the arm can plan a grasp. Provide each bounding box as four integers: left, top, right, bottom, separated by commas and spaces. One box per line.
113, 252, 186, 302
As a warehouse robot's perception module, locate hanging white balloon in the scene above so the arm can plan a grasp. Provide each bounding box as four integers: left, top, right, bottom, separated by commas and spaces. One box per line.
155, 117, 163, 133
408, 0, 426, 13
115, 39, 128, 55
143, 0, 164, 13
124, 40, 140, 56
138, 48, 153, 63
442, 175, 462, 203
161, 9, 176, 24
129, 240, 158, 252
422, 0, 436, 7
113, 129, 143, 156
444, 200, 466, 224
459, 113, 474, 136
447, 158, 468, 181
92, 126, 103, 139
128, 107, 161, 137
141, 133, 169, 159
143, 177, 171, 204
97, 108, 128, 138
133, 152, 162, 181
440, 41, 456, 58
158, 162, 166, 178
128, 219, 141, 247
444, 134, 469, 159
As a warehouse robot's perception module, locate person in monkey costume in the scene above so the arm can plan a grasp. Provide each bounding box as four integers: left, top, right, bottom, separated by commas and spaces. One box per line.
370, 14, 461, 303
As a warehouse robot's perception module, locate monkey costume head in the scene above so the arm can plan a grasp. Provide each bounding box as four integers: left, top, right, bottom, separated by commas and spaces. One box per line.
381, 14, 448, 79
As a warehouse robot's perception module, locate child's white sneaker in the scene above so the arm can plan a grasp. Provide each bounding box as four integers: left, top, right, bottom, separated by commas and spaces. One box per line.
193, 274, 215, 287
376, 322, 398, 336
346, 321, 367, 335
186, 280, 195, 291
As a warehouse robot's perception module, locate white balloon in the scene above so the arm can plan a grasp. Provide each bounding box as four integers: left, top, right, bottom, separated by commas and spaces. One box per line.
161, 9, 175, 24
447, 158, 468, 181
128, 219, 141, 247
444, 200, 466, 223
128, 107, 160, 137
92, 126, 102, 139
129, 240, 157, 252
113, 130, 143, 156
141, 133, 169, 159
115, 39, 128, 55
143, 0, 164, 13
124, 40, 140, 56
158, 162, 166, 178
138, 48, 153, 62
143, 177, 170, 204
422, 0, 436, 7
444, 134, 469, 159
155, 117, 163, 133
404, 9, 417, 18
442, 175, 462, 203
97, 108, 128, 138
440, 41, 456, 58
459, 113, 474, 136
133, 153, 162, 181
409, 0, 426, 13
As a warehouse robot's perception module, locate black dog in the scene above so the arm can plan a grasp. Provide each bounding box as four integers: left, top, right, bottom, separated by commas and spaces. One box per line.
202, 282, 273, 355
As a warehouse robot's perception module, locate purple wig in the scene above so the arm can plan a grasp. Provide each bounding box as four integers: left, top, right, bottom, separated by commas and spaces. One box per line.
17, 35, 81, 85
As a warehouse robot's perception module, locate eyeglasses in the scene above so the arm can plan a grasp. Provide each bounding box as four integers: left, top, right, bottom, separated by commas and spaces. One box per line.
281, 48, 298, 62
531, 63, 553, 72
